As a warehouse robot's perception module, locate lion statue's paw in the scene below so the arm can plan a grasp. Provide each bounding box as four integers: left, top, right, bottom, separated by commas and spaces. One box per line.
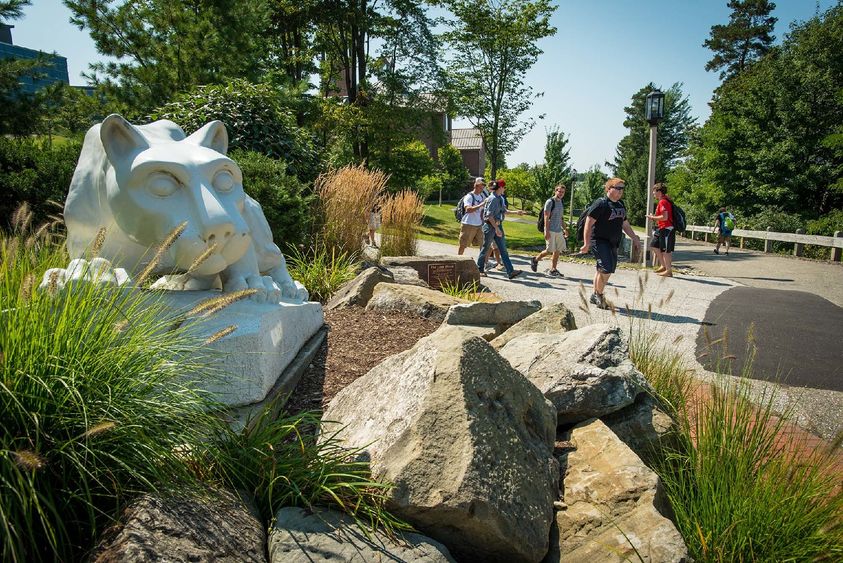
224, 274, 283, 304
39, 258, 132, 294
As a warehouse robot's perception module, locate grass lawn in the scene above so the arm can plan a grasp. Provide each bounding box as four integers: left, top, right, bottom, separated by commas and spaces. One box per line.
420, 203, 547, 250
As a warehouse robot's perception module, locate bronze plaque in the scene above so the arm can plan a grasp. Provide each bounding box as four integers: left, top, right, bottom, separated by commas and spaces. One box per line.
427, 262, 456, 290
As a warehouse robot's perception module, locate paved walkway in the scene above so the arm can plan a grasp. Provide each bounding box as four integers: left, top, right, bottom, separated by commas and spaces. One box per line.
414, 236, 843, 442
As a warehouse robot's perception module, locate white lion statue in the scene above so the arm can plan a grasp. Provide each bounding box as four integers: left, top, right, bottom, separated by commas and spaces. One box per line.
47, 114, 307, 303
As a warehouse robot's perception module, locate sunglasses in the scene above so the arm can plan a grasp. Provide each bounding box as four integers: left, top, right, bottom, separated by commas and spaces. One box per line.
612, 186, 625, 191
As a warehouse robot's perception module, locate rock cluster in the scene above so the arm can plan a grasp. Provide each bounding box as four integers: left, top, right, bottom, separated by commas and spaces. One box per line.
97, 264, 688, 563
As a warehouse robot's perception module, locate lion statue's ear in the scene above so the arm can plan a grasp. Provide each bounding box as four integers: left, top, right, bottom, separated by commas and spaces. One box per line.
186, 121, 228, 155
100, 114, 149, 163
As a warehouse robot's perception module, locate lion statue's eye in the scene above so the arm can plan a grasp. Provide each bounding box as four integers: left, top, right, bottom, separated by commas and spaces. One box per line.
213, 170, 235, 193
147, 173, 180, 197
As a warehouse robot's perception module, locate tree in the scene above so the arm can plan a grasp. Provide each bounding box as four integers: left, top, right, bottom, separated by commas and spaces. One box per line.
685, 4, 843, 218
65, 0, 270, 113
704, 0, 777, 80
611, 83, 696, 226
442, 0, 556, 180
573, 166, 608, 211
532, 127, 572, 204
438, 144, 470, 195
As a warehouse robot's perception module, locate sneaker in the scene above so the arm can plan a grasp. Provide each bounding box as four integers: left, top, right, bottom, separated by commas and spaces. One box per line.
530, 256, 538, 272
508, 270, 522, 280
713, 248, 720, 255
495, 263, 506, 271
589, 292, 609, 310
548, 269, 563, 277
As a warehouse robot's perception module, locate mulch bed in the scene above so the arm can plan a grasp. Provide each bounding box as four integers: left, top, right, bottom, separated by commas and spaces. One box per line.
284, 308, 441, 415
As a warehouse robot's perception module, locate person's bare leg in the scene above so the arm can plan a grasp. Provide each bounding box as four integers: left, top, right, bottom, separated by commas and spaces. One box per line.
551, 251, 560, 271
369, 229, 377, 247
594, 271, 609, 295
652, 248, 664, 271
663, 252, 673, 274
725, 237, 731, 254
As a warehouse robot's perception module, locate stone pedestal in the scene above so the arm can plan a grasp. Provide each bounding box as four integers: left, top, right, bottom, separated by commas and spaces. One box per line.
160, 291, 324, 407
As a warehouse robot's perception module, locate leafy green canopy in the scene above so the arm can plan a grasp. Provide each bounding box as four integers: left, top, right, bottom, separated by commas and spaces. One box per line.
442, 0, 557, 179
672, 4, 843, 220
532, 127, 573, 204
65, 0, 269, 113
149, 80, 319, 182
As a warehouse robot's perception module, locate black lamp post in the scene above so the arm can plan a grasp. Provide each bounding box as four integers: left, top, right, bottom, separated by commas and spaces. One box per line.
643, 89, 665, 266
568, 168, 576, 232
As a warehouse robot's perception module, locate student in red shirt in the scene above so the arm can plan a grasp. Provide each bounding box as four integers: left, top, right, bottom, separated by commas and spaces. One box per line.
646, 183, 675, 277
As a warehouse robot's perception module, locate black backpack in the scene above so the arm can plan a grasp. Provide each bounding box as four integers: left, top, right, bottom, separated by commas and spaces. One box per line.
671, 201, 687, 233
454, 196, 466, 222
576, 197, 607, 243
536, 198, 555, 232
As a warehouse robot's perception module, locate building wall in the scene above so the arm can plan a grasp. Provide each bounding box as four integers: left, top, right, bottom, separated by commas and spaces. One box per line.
0, 43, 69, 95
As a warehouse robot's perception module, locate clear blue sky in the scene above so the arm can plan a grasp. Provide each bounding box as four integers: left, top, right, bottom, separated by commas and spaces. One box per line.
11, 0, 838, 171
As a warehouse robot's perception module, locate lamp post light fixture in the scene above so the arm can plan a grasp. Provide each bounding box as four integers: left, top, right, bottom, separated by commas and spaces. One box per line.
642, 89, 665, 267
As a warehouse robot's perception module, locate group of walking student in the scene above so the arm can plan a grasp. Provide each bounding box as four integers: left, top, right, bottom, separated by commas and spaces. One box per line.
456, 176, 730, 311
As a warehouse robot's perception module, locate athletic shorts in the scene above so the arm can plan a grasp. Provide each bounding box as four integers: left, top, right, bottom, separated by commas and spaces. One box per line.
546, 231, 567, 253
591, 239, 618, 274
459, 223, 484, 247
650, 228, 676, 253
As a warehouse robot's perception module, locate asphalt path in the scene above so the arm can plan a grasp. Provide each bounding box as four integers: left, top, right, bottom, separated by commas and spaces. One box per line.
696, 287, 843, 392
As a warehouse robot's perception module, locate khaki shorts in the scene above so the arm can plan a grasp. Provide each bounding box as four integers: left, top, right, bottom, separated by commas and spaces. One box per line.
459, 223, 484, 247
546, 231, 567, 253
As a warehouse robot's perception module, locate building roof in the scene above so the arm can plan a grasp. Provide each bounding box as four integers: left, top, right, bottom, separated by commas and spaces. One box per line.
450, 128, 483, 151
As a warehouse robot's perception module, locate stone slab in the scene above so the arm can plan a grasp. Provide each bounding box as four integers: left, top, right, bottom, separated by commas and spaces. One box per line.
159, 290, 324, 407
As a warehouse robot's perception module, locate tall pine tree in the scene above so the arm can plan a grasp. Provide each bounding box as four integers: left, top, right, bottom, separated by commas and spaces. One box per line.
704, 0, 777, 80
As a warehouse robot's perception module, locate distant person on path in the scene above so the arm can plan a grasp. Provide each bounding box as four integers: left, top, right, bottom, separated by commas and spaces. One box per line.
457, 177, 488, 255
579, 177, 640, 309
477, 181, 521, 280
367, 203, 381, 248
646, 183, 675, 277
714, 207, 735, 255
531, 184, 568, 277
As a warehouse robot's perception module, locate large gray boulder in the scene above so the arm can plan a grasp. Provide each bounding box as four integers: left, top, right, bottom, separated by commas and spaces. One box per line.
444, 300, 541, 330
269, 507, 455, 562
365, 283, 468, 322
601, 393, 675, 463
546, 419, 688, 562
385, 265, 431, 287
491, 302, 577, 350
326, 266, 394, 310
321, 326, 559, 563
93, 490, 265, 562
499, 324, 648, 425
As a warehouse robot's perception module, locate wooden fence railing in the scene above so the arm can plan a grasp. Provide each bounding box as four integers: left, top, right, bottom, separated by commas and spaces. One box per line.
684, 225, 843, 262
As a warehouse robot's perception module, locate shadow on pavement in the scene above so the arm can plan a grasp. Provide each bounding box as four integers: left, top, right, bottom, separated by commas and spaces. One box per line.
617, 307, 703, 325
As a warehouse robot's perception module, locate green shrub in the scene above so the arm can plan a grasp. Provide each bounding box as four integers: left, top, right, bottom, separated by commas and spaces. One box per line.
0, 137, 81, 230
230, 149, 315, 247
438, 144, 470, 199
741, 208, 804, 254
149, 80, 320, 181
369, 140, 435, 193
806, 209, 843, 259
285, 242, 359, 303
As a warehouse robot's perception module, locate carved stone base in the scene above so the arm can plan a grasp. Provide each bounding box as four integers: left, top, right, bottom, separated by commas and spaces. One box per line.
160, 291, 324, 407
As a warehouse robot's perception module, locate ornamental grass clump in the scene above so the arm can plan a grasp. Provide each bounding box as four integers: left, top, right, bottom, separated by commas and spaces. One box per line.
316, 164, 387, 256
285, 241, 358, 303
626, 290, 843, 562
380, 189, 424, 257
0, 224, 223, 562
